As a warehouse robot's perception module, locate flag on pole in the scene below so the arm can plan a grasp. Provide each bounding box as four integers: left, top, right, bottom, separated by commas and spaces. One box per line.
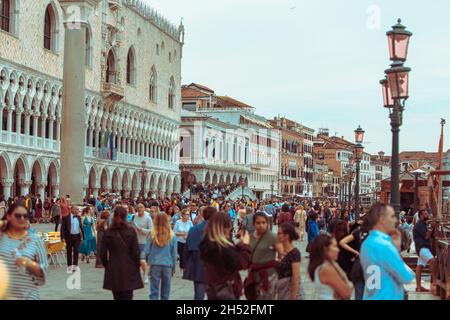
433, 119, 446, 210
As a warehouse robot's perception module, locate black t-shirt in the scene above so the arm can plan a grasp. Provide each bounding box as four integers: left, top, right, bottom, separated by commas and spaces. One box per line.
276, 248, 301, 279
413, 220, 431, 253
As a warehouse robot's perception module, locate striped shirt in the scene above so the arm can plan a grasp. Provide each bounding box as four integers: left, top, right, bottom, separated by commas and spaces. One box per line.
0, 231, 48, 300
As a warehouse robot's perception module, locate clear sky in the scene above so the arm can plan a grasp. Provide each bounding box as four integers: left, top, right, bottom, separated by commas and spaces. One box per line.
148, 0, 449, 155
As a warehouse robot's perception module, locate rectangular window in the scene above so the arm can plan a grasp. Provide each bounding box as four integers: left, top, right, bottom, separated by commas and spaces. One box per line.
0, 0, 10, 32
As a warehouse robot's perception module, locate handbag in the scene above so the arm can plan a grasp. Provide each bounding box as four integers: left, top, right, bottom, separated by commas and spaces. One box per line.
207, 281, 236, 300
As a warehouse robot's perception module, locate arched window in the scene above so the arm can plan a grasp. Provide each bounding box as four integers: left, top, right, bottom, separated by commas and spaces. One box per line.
149, 66, 157, 102
0, 0, 10, 32
126, 47, 136, 85
44, 4, 58, 51
168, 77, 175, 109
106, 50, 116, 84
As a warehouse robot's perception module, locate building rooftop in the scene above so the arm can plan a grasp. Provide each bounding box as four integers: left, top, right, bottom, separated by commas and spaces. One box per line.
215, 96, 254, 109
181, 87, 210, 99
124, 0, 182, 41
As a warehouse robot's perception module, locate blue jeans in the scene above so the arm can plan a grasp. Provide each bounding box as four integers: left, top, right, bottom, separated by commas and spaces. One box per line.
194, 282, 205, 300
150, 265, 172, 300
354, 280, 365, 300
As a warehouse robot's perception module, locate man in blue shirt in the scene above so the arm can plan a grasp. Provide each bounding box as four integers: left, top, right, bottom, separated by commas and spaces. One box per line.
360, 203, 414, 300
264, 202, 276, 230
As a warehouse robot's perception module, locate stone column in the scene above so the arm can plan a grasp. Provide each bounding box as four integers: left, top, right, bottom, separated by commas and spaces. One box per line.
32, 115, 39, 137
92, 187, 99, 198
24, 112, 31, 136
20, 180, 32, 196
59, 0, 101, 205
38, 182, 47, 200
41, 116, 46, 138
56, 119, 61, 141
6, 108, 12, 132
48, 116, 54, 140
1, 180, 13, 199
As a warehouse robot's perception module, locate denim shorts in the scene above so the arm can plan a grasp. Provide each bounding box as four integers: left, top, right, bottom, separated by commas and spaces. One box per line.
139, 244, 146, 260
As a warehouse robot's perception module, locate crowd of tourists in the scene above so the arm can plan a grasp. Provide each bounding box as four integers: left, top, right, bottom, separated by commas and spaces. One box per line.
0, 188, 438, 301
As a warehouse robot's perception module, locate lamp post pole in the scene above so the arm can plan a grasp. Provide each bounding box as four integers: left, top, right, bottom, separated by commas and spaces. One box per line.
390, 103, 402, 215
271, 180, 274, 199
354, 126, 365, 220
348, 172, 352, 213
140, 161, 147, 199
355, 162, 361, 219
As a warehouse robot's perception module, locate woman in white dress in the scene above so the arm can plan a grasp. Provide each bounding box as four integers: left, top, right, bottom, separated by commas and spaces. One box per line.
293, 205, 307, 241
308, 234, 354, 300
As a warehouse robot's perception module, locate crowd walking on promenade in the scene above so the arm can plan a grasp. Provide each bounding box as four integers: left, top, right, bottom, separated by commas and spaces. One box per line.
0, 185, 439, 300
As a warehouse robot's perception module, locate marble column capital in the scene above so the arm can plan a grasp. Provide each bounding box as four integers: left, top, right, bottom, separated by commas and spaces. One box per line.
20, 180, 33, 188
37, 182, 48, 189
59, 0, 102, 30
1, 179, 14, 187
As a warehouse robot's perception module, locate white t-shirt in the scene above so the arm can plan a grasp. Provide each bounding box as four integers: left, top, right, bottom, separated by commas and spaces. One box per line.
133, 213, 153, 245
173, 220, 193, 244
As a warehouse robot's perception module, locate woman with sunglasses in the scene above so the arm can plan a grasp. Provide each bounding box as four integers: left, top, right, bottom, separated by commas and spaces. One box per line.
0, 203, 48, 300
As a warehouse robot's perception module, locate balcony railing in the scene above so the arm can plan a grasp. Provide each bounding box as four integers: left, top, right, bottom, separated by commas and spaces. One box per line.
0, 131, 59, 152
85, 148, 179, 171
101, 81, 124, 103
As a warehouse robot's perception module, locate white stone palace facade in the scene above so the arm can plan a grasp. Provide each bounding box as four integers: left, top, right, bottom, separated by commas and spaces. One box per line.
0, 0, 183, 199
179, 110, 252, 192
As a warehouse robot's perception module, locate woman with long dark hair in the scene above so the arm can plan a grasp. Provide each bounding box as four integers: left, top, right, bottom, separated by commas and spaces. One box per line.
0, 203, 48, 299
333, 219, 352, 278
308, 234, 353, 300
275, 223, 304, 300
339, 220, 368, 300
200, 212, 250, 300
95, 210, 110, 268
101, 206, 143, 300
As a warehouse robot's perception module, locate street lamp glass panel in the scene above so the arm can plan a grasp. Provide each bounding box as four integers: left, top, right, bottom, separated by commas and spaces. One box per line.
386, 68, 410, 99
354, 126, 365, 144
380, 79, 394, 108
388, 33, 411, 61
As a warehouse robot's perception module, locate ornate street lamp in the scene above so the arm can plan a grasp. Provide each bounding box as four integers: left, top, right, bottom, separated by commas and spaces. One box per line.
139, 160, 147, 198
386, 19, 412, 62
381, 19, 412, 215
354, 126, 365, 220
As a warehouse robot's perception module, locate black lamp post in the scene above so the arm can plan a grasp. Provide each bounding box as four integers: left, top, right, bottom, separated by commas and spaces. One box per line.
354, 126, 365, 220
346, 161, 354, 213
270, 180, 274, 198
139, 160, 148, 198
381, 19, 412, 216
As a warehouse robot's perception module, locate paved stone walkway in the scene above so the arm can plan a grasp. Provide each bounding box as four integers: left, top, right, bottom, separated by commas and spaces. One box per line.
31, 223, 437, 300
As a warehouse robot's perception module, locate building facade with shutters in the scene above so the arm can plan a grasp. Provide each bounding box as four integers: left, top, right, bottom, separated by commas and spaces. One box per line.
181, 83, 280, 200
0, 0, 184, 199
269, 117, 305, 197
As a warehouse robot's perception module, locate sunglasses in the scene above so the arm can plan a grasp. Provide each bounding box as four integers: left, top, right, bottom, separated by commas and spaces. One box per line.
14, 213, 29, 220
